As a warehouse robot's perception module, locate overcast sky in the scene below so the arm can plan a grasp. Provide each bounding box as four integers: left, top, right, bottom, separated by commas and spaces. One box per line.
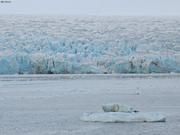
0, 0, 180, 16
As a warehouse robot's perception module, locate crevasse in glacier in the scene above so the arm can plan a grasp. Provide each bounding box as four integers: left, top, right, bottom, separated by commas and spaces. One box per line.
0, 15, 180, 74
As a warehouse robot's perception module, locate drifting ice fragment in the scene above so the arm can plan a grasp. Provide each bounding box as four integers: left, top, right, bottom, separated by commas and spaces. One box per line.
81, 112, 166, 123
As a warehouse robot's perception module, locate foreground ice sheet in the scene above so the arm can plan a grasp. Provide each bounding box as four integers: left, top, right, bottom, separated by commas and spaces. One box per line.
0, 75, 180, 135
81, 112, 166, 123
0, 16, 180, 74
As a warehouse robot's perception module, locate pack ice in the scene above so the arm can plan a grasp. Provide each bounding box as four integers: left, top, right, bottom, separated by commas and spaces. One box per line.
0, 15, 180, 74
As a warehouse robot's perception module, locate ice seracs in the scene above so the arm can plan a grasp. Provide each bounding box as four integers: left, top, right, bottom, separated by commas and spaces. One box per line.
0, 16, 180, 74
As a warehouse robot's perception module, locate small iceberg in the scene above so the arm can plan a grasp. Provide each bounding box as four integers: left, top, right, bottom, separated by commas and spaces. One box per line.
81, 104, 166, 123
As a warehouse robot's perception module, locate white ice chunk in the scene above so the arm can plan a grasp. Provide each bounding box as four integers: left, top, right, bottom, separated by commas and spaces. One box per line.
81, 112, 166, 123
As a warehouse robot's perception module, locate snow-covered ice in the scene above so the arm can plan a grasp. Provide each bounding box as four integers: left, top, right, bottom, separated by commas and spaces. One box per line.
82, 103, 165, 123
0, 15, 180, 74
0, 74, 180, 135
81, 112, 166, 123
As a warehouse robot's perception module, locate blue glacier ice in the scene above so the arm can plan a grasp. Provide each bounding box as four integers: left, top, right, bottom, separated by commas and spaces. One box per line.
0, 15, 180, 74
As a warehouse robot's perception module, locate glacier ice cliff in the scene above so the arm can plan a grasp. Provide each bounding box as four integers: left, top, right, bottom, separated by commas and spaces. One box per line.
0, 15, 180, 74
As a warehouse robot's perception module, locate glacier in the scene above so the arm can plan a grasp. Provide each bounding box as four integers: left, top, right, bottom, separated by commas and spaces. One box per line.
0, 15, 180, 74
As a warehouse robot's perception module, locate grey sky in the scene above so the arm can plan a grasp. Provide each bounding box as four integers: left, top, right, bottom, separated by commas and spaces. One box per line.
0, 0, 180, 15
